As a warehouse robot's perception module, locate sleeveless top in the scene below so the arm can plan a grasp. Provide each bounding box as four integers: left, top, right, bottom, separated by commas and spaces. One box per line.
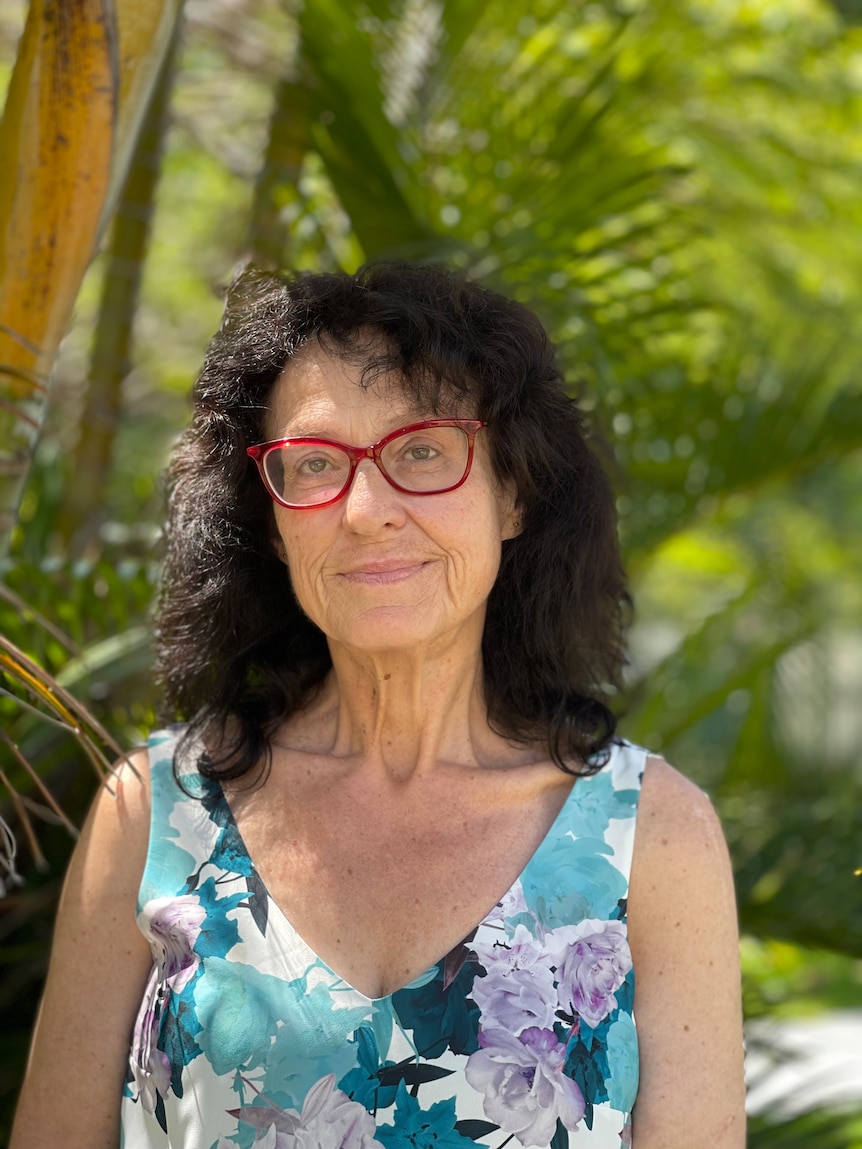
121, 727, 645, 1149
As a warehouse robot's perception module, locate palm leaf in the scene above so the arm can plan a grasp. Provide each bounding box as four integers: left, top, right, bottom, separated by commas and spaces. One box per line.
748, 1105, 862, 1148
0, 629, 143, 899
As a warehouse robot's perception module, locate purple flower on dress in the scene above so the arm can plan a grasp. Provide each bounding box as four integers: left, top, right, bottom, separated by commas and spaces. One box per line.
128, 896, 206, 1112
139, 894, 206, 990
465, 1026, 585, 1146
227, 1074, 384, 1149
484, 879, 530, 926
546, 919, 632, 1029
471, 925, 556, 1036
129, 968, 172, 1113
132, 1041, 171, 1114
472, 923, 545, 974
471, 967, 556, 1038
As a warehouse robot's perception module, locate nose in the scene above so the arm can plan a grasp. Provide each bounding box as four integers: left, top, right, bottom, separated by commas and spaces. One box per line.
340, 456, 406, 532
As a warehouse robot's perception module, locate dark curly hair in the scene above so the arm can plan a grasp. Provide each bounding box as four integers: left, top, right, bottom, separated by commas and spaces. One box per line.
156, 263, 628, 781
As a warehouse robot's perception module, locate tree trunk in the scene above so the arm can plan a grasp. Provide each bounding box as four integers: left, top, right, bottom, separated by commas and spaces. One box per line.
55, 22, 181, 555
0, 0, 184, 556
248, 74, 307, 270
0, 0, 116, 550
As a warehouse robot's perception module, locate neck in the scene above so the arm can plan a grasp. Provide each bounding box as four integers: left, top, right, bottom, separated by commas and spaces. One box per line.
299, 621, 523, 783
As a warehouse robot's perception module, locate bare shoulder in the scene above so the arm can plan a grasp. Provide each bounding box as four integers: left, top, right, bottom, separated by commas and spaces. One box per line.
628, 753, 738, 958
103, 744, 153, 827
68, 746, 153, 905
95, 744, 152, 828
634, 753, 731, 868
629, 751, 738, 959
627, 754, 745, 1149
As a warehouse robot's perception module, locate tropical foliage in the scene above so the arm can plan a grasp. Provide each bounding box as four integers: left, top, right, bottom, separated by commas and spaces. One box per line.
1, 0, 861, 1143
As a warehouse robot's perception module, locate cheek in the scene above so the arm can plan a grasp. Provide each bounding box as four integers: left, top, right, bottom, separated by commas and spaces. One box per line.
279, 544, 333, 632
442, 514, 505, 598
274, 518, 325, 591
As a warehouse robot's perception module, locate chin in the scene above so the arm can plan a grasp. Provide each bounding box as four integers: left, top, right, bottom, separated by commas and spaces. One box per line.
328, 605, 454, 654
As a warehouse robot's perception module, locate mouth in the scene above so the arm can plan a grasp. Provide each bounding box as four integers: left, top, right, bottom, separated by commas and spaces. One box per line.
339, 560, 429, 585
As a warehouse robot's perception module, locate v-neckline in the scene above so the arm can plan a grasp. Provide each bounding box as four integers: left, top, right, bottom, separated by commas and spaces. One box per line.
213, 765, 588, 1003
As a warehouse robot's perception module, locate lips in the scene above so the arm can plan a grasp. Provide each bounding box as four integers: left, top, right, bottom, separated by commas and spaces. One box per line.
339, 559, 428, 584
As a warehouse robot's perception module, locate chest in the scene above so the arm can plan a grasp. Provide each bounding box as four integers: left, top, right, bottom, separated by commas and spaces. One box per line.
225, 764, 573, 998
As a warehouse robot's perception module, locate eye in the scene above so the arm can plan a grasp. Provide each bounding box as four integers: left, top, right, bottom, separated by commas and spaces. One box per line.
301, 456, 331, 474
405, 443, 436, 461
286, 446, 345, 474
281, 445, 350, 490
396, 435, 445, 462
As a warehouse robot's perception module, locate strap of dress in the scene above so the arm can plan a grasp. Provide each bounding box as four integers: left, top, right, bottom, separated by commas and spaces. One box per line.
600, 739, 647, 886
138, 725, 213, 911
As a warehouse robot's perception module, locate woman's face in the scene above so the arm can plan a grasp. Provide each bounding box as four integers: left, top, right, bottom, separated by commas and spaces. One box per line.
264, 342, 519, 657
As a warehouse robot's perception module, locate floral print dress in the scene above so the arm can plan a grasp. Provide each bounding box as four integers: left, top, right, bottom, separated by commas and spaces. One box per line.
121, 727, 644, 1149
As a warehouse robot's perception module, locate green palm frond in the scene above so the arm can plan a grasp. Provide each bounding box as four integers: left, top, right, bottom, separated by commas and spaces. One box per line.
748, 1106, 862, 1149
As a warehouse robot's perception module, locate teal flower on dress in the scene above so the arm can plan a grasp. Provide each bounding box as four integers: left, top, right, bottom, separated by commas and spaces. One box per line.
605, 1013, 639, 1112
190, 877, 246, 961
392, 962, 480, 1059
566, 773, 639, 840
199, 785, 255, 879
194, 957, 298, 1075
521, 836, 627, 931
339, 1027, 398, 1112
376, 1083, 473, 1148
262, 979, 370, 1110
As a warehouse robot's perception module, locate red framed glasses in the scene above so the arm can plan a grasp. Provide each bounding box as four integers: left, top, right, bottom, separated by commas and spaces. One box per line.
246, 419, 486, 509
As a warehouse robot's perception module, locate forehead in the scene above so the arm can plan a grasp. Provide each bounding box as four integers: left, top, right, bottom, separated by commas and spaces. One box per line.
264, 339, 465, 439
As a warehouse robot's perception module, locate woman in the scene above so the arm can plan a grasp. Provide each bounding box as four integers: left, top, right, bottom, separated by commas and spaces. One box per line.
12, 264, 745, 1148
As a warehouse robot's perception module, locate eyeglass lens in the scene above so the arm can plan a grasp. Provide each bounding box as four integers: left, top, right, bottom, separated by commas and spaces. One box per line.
263, 425, 471, 506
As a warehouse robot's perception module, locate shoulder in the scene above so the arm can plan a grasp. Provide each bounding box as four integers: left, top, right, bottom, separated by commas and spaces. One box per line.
635, 752, 731, 871
108, 743, 153, 806
72, 744, 153, 908
54, 741, 155, 1008
87, 726, 203, 884
629, 754, 735, 931
86, 743, 151, 834
641, 750, 707, 806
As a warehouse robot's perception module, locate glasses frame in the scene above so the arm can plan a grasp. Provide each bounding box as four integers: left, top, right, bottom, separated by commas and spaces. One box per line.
247, 418, 487, 509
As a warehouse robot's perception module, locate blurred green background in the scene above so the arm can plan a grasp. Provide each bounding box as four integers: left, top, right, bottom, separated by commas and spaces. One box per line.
1, 0, 861, 1144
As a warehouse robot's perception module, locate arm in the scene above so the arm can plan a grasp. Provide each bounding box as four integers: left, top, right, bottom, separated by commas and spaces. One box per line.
10, 751, 155, 1149
627, 755, 745, 1148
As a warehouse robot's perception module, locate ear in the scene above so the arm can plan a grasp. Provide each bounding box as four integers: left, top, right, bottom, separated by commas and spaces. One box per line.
502, 511, 523, 541
500, 485, 523, 541
272, 535, 289, 564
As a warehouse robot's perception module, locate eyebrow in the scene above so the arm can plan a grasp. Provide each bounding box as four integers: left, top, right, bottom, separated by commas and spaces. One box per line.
273, 412, 434, 442
280, 426, 334, 439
